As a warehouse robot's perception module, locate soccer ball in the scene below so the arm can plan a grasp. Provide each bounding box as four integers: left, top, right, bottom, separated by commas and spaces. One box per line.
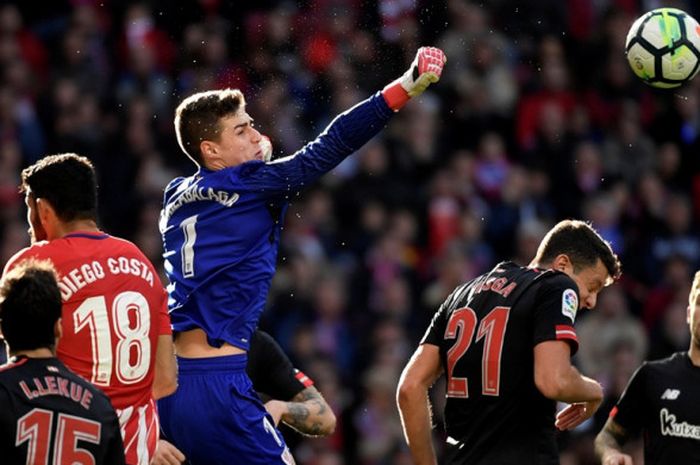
625, 8, 700, 88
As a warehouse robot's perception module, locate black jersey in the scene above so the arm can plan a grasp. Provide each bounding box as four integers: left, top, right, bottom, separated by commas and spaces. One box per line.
247, 330, 314, 401
422, 262, 581, 465
0, 356, 125, 465
611, 352, 700, 465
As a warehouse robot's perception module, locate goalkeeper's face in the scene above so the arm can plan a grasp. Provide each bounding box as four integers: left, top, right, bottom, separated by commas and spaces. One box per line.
205, 110, 264, 169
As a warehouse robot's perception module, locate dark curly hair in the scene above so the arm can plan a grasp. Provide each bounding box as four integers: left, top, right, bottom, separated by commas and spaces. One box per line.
534, 219, 622, 283
0, 259, 62, 353
21, 153, 97, 222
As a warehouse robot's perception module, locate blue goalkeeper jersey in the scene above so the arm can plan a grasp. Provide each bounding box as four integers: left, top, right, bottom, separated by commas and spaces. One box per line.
160, 92, 394, 350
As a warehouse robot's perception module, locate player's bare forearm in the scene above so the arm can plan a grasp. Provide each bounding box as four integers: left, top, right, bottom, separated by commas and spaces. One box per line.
397, 384, 438, 465
557, 369, 603, 403
152, 335, 178, 399
281, 386, 336, 437
534, 341, 603, 403
397, 344, 443, 465
595, 419, 633, 465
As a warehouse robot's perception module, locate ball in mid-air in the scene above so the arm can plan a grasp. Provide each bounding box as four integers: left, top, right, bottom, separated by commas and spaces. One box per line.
625, 8, 700, 88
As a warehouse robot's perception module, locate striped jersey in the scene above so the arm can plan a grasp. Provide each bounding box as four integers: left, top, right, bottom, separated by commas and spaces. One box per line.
4, 232, 171, 464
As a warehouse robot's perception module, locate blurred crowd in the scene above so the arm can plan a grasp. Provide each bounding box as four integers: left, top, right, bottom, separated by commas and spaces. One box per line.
1, 0, 700, 463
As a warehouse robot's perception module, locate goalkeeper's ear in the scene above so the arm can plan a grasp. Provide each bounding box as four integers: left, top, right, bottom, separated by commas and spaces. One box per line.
382, 46, 447, 111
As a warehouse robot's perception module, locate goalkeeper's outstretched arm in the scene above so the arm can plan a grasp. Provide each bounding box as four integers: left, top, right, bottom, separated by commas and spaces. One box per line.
246, 47, 447, 192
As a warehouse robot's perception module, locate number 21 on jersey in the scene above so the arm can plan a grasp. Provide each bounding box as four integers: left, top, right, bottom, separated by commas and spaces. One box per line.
444, 306, 510, 398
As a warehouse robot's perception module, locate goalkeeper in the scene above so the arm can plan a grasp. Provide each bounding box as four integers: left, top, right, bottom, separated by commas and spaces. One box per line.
157, 47, 446, 464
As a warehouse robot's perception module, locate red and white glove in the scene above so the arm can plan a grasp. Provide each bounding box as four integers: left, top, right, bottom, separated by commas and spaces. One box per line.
259, 135, 273, 162
382, 46, 447, 111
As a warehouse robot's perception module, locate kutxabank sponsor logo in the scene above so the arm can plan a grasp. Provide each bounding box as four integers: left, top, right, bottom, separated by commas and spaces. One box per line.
660, 408, 700, 440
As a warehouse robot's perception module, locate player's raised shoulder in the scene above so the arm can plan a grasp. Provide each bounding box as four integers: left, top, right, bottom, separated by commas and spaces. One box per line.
645, 352, 685, 371
3, 243, 47, 275
535, 270, 580, 299
163, 176, 189, 201
535, 270, 582, 325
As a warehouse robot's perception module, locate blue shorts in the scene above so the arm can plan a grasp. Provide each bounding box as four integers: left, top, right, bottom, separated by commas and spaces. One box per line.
158, 354, 293, 465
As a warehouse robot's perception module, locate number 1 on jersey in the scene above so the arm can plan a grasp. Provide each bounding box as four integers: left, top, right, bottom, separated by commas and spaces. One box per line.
180, 215, 198, 278
444, 306, 510, 398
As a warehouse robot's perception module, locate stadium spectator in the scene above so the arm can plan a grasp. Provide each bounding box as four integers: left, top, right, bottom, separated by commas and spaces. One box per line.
0, 259, 125, 465
2, 153, 177, 465
576, 284, 647, 381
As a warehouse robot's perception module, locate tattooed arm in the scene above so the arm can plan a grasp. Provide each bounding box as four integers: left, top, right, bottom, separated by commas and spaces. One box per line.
265, 386, 336, 437
594, 418, 633, 465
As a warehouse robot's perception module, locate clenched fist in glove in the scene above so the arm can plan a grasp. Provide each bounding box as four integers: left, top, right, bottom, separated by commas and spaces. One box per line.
382, 46, 447, 111
259, 135, 273, 162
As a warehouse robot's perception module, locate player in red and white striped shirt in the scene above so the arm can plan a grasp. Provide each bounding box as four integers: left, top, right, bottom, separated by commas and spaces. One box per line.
3, 154, 177, 465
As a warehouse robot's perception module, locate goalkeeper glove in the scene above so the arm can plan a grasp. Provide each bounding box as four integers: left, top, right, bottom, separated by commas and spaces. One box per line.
382, 46, 447, 111
259, 135, 273, 162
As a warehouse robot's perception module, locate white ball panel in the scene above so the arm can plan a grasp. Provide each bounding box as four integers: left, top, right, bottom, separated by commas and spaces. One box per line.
682, 15, 700, 51
660, 46, 698, 80
627, 43, 657, 80
640, 15, 668, 50
626, 14, 648, 47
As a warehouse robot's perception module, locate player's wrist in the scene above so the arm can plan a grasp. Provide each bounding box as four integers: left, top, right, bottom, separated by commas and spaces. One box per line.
381, 80, 411, 111
601, 451, 623, 464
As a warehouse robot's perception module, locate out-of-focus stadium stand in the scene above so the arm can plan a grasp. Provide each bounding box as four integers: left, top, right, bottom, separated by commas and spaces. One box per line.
1, 1, 699, 463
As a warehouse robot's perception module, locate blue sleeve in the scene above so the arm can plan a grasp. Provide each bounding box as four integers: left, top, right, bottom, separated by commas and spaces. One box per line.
238, 92, 393, 193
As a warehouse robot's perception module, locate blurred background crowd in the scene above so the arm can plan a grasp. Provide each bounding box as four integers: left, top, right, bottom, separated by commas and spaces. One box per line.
1, 0, 700, 463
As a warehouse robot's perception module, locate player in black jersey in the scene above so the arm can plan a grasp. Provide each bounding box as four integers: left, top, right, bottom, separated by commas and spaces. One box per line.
398, 219, 621, 465
245, 330, 336, 436
595, 270, 700, 465
0, 259, 125, 465
152, 329, 336, 464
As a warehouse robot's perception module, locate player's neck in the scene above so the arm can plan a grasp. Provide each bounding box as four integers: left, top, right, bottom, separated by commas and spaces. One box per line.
55, 219, 100, 238
12, 348, 55, 359
689, 345, 700, 367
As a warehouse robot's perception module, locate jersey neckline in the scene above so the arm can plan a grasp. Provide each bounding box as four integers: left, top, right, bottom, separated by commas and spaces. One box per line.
64, 231, 109, 240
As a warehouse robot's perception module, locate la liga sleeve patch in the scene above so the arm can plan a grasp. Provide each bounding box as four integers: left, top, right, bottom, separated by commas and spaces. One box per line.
561, 288, 578, 323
